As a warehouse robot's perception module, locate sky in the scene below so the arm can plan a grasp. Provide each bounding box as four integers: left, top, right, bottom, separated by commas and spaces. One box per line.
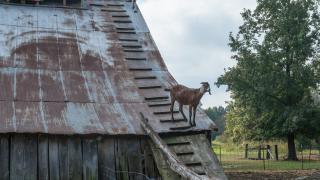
137, 0, 257, 108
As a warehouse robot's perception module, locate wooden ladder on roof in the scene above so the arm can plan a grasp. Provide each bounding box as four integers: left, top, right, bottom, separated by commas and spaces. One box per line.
140, 113, 227, 180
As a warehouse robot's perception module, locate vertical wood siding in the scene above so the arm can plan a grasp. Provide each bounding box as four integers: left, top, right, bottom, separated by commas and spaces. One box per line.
0, 134, 160, 180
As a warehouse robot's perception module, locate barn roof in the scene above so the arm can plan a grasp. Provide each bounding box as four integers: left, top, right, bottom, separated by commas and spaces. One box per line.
0, 1, 217, 135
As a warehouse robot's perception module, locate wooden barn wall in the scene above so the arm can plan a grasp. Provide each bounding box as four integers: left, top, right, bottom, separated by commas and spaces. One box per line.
0, 134, 161, 180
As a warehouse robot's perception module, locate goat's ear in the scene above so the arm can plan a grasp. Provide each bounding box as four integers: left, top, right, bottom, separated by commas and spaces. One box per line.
200, 82, 206, 85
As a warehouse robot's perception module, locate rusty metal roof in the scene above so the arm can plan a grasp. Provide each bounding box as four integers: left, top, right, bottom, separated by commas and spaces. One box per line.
0, 1, 217, 135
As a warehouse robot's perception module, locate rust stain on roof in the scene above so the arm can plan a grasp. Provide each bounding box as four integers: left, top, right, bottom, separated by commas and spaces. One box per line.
0, 2, 217, 135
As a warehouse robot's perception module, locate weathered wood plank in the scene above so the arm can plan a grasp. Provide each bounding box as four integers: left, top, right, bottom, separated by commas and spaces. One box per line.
127, 137, 143, 180
68, 137, 82, 180
25, 136, 38, 180
11, 135, 37, 180
142, 139, 158, 179
38, 135, 49, 180
0, 135, 9, 180
59, 137, 69, 180
10, 135, 24, 180
49, 136, 60, 180
115, 138, 130, 180
83, 138, 98, 180
98, 137, 116, 180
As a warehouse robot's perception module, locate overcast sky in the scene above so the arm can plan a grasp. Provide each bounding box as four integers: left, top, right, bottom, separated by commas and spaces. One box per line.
137, 0, 257, 108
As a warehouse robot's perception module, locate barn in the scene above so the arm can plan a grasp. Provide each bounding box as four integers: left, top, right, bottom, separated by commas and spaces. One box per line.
0, 0, 226, 179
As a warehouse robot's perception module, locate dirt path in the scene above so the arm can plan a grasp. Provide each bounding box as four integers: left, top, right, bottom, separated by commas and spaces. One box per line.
226, 170, 320, 180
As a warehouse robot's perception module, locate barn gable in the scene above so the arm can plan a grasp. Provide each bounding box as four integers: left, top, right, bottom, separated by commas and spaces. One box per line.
0, 0, 216, 135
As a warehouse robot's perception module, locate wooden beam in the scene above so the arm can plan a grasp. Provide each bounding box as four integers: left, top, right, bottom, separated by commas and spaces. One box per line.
68, 137, 82, 180
49, 136, 60, 180
98, 137, 116, 180
11, 135, 37, 180
82, 138, 98, 180
38, 135, 49, 180
0, 135, 9, 180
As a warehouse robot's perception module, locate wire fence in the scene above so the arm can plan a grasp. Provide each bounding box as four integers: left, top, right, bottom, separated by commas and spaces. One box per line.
213, 144, 320, 171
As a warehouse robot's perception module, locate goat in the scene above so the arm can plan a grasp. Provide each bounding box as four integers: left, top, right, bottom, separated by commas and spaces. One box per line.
170, 82, 211, 126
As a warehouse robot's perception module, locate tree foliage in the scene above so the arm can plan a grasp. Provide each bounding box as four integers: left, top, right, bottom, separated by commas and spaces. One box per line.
217, 0, 320, 159
205, 106, 226, 136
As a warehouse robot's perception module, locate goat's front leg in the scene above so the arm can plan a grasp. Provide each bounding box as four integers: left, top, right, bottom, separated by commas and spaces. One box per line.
189, 106, 192, 126
179, 104, 187, 121
170, 99, 175, 121
192, 106, 197, 126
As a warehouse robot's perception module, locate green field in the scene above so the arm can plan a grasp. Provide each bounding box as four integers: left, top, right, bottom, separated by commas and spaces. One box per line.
212, 142, 320, 171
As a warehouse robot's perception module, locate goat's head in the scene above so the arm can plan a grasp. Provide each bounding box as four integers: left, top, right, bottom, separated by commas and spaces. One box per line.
200, 82, 211, 95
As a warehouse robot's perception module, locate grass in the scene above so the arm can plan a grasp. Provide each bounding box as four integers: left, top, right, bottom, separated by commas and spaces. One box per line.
212, 141, 320, 171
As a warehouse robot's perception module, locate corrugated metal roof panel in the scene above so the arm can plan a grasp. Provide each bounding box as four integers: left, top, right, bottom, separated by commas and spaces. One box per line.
0, 2, 217, 135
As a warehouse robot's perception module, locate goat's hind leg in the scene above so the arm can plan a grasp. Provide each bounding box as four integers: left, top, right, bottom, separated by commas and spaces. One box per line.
192, 106, 197, 126
189, 106, 193, 126
179, 104, 187, 121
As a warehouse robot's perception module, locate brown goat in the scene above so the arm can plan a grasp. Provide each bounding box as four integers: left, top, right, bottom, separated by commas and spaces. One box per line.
170, 82, 211, 126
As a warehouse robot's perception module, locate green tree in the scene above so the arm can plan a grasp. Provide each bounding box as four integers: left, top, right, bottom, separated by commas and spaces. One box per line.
205, 106, 226, 136
217, 0, 320, 160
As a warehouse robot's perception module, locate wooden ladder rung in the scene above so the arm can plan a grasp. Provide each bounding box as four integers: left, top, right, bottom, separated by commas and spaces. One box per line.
114, 20, 132, 23
135, 76, 157, 80
113, 15, 130, 18
196, 172, 206, 175
129, 68, 152, 71
160, 119, 186, 123
125, 57, 146, 61
144, 96, 169, 101
145, 96, 169, 101
170, 126, 193, 130
153, 111, 179, 115
167, 142, 190, 146
148, 102, 171, 107
176, 152, 194, 156
90, 3, 104, 7
101, 9, 126, 12
119, 38, 139, 42
185, 162, 202, 167
117, 31, 136, 34
107, 4, 124, 7
124, 49, 144, 52
139, 86, 162, 89
122, 45, 142, 49
117, 27, 135, 30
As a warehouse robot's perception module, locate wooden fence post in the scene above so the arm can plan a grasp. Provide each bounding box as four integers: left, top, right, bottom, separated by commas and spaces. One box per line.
301, 145, 304, 170
274, 145, 278, 160
245, 144, 248, 159
258, 145, 262, 160
266, 145, 271, 160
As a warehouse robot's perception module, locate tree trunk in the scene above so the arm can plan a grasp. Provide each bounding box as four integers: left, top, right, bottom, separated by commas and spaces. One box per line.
287, 133, 298, 160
